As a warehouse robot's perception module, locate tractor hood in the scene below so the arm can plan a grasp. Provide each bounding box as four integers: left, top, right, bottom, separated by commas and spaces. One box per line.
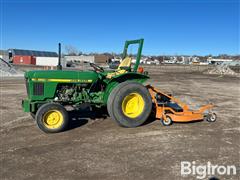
25, 70, 99, 83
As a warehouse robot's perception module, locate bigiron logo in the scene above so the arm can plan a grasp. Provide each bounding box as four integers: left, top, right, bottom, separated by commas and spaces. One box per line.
180, 161, 238, 179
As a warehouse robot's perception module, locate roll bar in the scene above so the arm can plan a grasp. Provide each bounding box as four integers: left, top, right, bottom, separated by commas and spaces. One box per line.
122, 39, 144, 72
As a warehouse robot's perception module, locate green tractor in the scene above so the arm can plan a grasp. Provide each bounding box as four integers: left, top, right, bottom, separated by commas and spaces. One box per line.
22, 39, 153, 133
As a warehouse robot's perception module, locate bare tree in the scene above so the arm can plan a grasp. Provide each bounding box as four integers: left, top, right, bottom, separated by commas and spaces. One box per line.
65, 45, 79, 56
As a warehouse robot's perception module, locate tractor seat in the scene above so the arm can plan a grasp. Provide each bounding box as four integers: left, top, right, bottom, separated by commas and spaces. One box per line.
107, 57, 131, 79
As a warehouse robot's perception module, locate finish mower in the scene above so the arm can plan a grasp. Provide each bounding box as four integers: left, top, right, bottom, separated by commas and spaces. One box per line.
22, 39, 216, 133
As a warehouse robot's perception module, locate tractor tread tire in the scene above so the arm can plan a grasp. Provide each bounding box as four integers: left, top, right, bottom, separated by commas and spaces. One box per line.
107, 81, 136, 127
108, 82, 152, 128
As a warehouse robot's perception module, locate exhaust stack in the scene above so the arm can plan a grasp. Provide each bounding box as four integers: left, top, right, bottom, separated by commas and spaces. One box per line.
57, 43, 62, 70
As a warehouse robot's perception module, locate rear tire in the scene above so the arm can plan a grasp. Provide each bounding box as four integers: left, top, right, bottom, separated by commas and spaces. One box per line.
108, 82, 152, 128
107, 81, 135, 126
35, 103, 69, 133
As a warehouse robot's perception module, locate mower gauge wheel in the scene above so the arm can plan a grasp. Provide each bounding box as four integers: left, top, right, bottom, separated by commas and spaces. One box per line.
162, 115, 173, 126
207, 113, 217, 122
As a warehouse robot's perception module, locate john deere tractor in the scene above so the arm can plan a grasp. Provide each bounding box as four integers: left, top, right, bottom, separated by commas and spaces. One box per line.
22, 39, 153, 133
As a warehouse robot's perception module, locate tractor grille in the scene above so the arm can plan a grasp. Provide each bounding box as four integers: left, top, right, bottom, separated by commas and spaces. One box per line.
33, 82, 44, 96
25, 78, 29, 96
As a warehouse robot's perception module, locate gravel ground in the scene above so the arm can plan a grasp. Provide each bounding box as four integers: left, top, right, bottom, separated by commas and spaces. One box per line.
0, 72, 239, 180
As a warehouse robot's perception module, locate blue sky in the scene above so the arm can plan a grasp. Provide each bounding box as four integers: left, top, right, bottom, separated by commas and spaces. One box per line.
0, 0, 239, 55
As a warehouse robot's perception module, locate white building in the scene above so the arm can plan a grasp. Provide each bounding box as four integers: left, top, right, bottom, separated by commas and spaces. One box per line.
64, 55, 95, 63
35, 57, 59, 66
64, 55, 109, 64
207, 57, 233, 65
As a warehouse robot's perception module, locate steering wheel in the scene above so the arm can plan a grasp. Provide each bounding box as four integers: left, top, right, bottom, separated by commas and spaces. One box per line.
90, 63, 104, 72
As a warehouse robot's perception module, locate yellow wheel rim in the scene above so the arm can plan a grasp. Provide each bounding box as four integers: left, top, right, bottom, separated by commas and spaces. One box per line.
43, 110, 63, 129
122, 93, 145, 118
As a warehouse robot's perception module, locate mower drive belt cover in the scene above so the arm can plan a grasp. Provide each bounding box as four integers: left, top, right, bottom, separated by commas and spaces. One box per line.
165, 102, 183, 112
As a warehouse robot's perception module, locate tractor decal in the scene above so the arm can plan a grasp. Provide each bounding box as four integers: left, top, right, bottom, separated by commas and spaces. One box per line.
31, 78, 93, 83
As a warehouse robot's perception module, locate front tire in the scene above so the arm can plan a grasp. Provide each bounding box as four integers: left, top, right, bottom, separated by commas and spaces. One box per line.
35, 103, 69, 133
108, 82, 152, 128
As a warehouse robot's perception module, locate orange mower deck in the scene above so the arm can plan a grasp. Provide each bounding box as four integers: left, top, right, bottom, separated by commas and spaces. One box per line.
146, 85, 217, 126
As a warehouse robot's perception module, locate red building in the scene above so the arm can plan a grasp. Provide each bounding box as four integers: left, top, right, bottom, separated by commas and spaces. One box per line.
13, 55, 36, 65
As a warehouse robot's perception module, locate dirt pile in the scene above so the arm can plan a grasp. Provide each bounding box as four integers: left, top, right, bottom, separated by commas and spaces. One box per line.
208, 64, 237, 76
0, 58, 23, 77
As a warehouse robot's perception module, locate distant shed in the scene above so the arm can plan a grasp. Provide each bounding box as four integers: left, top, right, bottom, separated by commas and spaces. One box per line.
94, 55, 109, 64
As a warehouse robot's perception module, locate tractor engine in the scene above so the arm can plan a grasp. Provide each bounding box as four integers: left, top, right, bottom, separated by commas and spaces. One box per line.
55, 84, 89, 102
